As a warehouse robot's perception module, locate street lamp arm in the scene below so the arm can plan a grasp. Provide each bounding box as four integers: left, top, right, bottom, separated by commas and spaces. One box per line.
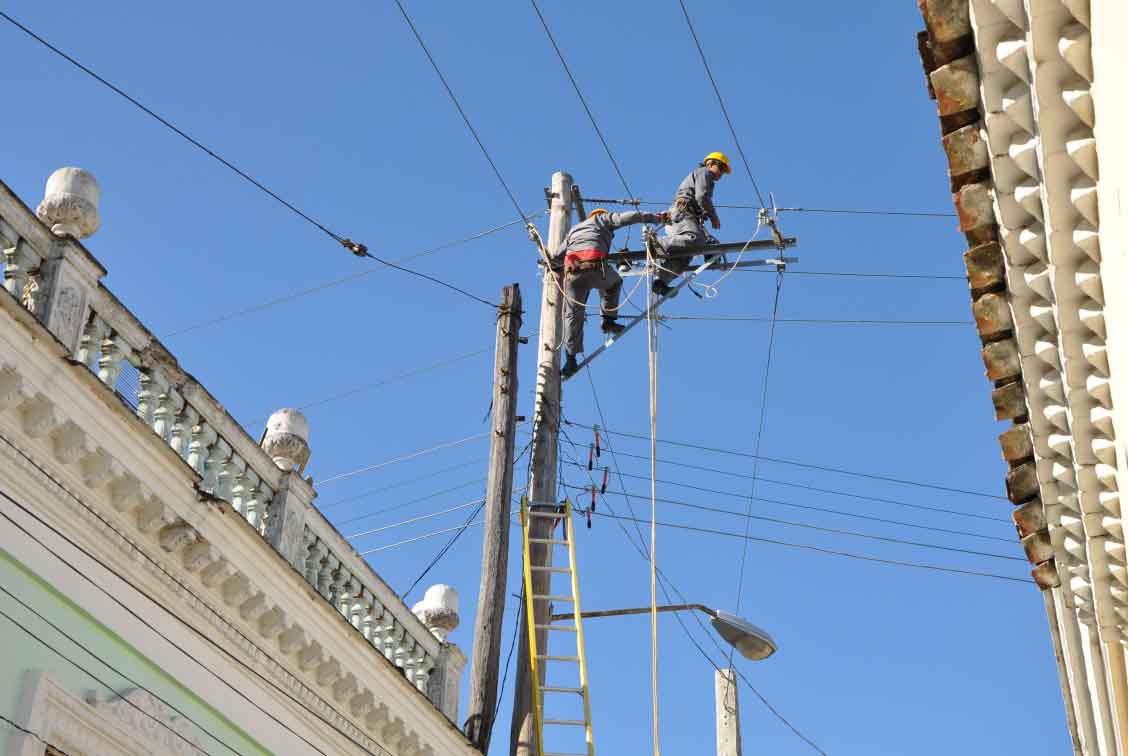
549, 603, 715, 622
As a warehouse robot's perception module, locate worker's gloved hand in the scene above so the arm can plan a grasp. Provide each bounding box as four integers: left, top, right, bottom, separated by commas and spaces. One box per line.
710, 217, 721, 230
655, 211, 670, 224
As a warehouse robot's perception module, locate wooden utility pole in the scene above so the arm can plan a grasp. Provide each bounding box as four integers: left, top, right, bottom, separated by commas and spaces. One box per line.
464, 283, 523, 752
715, 668, 743, 756
510, 171, 573, 756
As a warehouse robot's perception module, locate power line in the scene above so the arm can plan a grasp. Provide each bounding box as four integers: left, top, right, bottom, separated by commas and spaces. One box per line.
0, 11, 502, 310
558, 423, 831, 752
582, 195, 954, 218
401, 500, 486, 599
320, 431, 492, 485
346, 497, 484, 540
0, 586, 235, 755
0, 11, 362, 254
319, 457, 486, 511
335, 479, 487, 528
737, 269, 965, 281
600, 448, 1008, 523
674, 0, 767, 209
0, 477, 381, 756
591, 510, 1028, 584
290, 347, 492, 416
561, 419, 1007, 500
661, 315, 972, 326
563, 469, 1011, 542
566, 482, 1021, 562
527, 0, 634, 198
166, 214, 540, 338
390, 0, 530, 226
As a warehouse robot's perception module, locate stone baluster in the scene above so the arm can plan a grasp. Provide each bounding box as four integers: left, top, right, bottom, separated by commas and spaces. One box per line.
382, 620, 406, 663
304, 535, 327, 587
150, 373, 175, 440
96, 330, 127, 387
358, 591, 378, 642
342, 576, 363, 623
329, 566, 350, 618
205, 438, 233, 496
187, 422, 216, 476
75, 315, 107, 369
3, 239, 42, 312
317, 555, 339, 601
170, 404, 199, 459
135, 369, 156, 425
237, 468, 260, 525
411, 649, 434, 693
229, 459, 250, 515
394, 636, 414, 672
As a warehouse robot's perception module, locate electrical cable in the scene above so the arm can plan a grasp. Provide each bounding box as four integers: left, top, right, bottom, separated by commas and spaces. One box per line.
661, 315, 972, 326
733, 270, 783, 629
401, 500, 486, 599
357, 509, 519, 555
591, 509, 1028, 583
356, 247, 499, 308
563, 482, 1022, 562
560, 419, 1008, 500
527, 0, 634, 199
738, 269, 965, 280
562, 472, 1012, 543
0, 478, 384, 756
320, 431, 492, 485
335, 479, 489, 528
674, 0, 767, 209
165, 214, 541, 338
389, 0, 530, 227
319, 457, 486, 511
0, 11, 360, 254
554, 426, 830, 756
347, 497, 484, 540
599, 448, 1008, 523
579, 196, 954, 217
0, 589, 233, 755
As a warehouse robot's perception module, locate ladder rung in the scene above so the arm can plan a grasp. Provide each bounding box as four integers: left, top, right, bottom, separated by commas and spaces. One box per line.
529, 537, 570, 544
537, 654, 580, 662
536, 624, 577, 631
530, 566, 571, 573
544, 719, 587, 726
531, 594, 574, 602
542, 686, 583, 694
545, 753, 587, 756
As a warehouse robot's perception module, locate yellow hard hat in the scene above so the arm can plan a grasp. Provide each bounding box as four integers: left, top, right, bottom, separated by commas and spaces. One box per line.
588, 208, 610, 219
703, 151, 732, 174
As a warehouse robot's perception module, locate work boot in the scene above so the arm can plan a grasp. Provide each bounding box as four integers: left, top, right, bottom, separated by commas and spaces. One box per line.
561, 353, 580, 378
601, 318, 626, 336
651, 279, 675, 298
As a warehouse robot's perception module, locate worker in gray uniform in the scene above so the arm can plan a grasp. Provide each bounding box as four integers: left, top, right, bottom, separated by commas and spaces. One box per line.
559, 207, 667, 378
651, 151, 731, 297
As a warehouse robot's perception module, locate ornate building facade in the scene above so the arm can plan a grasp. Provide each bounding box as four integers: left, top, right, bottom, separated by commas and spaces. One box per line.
0, 167, 473, 754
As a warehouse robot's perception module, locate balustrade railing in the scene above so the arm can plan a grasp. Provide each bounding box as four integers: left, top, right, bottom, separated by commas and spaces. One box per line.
0, 176, 460, 717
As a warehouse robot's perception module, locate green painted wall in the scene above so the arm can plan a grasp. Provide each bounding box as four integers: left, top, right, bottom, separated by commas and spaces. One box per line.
0, 547, 272, 755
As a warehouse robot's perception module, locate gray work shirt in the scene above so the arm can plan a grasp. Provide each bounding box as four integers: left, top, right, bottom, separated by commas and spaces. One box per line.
560, 210, 661, 257
674, 165, 719, 226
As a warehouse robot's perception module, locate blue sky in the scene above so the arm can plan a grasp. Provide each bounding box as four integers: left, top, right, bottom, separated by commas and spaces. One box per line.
2, 1, 1069, 754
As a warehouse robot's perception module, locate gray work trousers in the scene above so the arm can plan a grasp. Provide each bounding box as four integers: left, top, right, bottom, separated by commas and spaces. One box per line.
655, 216, 707, 284
563, 264, 622, 356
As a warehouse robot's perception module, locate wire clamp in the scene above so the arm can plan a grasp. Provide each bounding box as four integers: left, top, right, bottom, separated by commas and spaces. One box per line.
341, 238, 368, 257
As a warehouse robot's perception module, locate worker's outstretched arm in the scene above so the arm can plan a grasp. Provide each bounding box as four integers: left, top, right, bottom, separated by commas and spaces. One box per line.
608, 210, 664, 229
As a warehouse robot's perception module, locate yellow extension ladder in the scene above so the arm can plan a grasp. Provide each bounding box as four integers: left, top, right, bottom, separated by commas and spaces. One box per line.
520, 496, 595, 756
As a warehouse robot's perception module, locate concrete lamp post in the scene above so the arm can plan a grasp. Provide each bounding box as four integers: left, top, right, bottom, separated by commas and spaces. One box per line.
549, 603, 777, 661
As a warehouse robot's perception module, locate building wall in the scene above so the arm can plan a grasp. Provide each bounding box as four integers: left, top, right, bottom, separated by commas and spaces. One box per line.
0, 545, 269, 755
1092, 1, 1128, 491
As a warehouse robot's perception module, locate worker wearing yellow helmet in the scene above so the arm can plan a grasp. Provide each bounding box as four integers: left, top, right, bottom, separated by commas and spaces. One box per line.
652, 151, 731, 297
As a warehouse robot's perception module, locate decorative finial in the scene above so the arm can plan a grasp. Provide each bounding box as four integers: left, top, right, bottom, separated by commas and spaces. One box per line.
36, 167, 101, 239
261, 408, 310, 474
412, 584, 460, 641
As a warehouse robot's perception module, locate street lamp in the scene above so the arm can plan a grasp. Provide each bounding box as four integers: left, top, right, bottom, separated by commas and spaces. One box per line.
550, 603, 777, 661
